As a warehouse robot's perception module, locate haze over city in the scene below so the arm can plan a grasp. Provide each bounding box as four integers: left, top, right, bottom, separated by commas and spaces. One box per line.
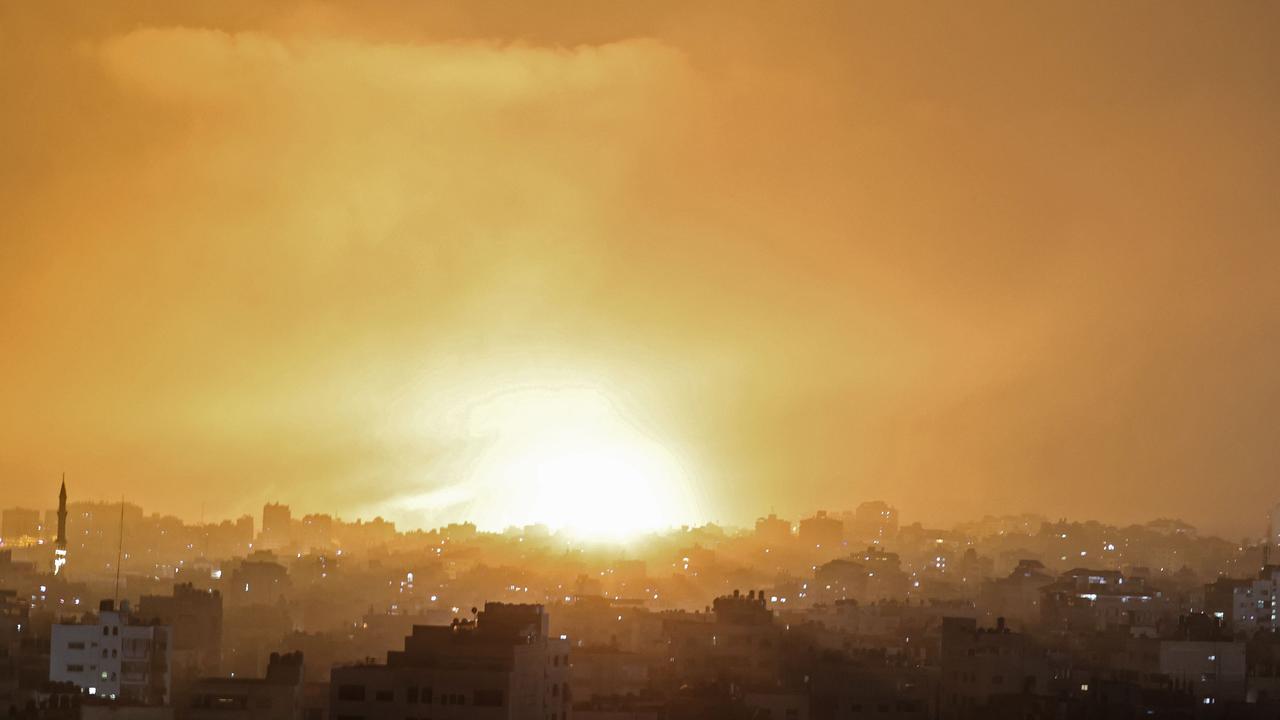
4, 1, 1280, 540
5, 5, 1280, 718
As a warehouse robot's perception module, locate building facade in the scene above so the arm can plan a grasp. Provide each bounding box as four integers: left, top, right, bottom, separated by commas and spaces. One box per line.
49, 600, 172, 704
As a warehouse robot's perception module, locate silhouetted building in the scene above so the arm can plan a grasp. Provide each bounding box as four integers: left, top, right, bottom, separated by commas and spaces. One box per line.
570, 645, 648, 701
810, 658, 933, 720
1159, 639, 1246, 704
139, 583, 223, 697
977, 560, 1053, 630
329, 602, 570, 720
227, 553, 291, 607
939, 617, 1053, 719
188, 651, 305, 720
663, 590, 783, 687
260, 504, 292, 551
851, 501, 899, 546
798, 512, 843, 549
753, 514, 792, 546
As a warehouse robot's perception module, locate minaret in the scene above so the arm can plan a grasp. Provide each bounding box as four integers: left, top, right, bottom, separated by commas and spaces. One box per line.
53, 475, 68, 575
56, 477, 67, 547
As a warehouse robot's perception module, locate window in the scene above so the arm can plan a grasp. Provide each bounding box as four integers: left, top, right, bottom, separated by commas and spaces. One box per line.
66, 664, 84, 672
473, 690, 503, 707
407, 687, 418, 704
375, 690, 393, 703
68, 642, 85, 650
337, 685, 366, 702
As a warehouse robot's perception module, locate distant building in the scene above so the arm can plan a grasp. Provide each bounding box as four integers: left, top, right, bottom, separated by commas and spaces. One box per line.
49, 600, 172, 704
1, 508, 40, 545
809, 658, 933, 719
813, 558, 868, 602
753, 514, 792, 546
662, 590, 783, 687
851, 501, 899, 546
1159, 640, 1246, 704
1204, 565, 1280, 637
260, 504, 292, 551
297, 515, 333, 551
138, 583, 223, 695
570, 646, 648, 701
977, 560, 1053, 630
743, 690, 808, 720
329, 602, 570, 720
939, 617, 1053, 718
798, 511, 843, 549
1039, 568, 1172, 633
854, 546, 910, 601
227, 552, 291, 607
188, 651, 305, 720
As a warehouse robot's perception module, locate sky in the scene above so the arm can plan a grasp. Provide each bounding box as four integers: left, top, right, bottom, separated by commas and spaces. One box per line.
2, 1, 1278, 538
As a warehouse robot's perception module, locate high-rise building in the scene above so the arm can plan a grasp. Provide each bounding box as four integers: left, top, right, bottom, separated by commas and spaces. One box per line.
260, 503, 292, 551
329, 603, 570, 720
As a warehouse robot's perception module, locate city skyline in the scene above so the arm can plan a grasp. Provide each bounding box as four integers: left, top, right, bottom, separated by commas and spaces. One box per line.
6, 2, 1280, 717
4, 480, 1278, 550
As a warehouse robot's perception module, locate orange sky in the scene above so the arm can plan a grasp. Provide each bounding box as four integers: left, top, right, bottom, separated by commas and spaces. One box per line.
2, 1, 1279, 537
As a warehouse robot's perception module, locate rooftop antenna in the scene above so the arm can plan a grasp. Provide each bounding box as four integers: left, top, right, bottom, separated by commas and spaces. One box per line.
113, 496, 125, 606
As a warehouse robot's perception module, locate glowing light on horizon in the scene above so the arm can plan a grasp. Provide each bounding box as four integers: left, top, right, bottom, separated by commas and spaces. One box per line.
449, 383, 700, 541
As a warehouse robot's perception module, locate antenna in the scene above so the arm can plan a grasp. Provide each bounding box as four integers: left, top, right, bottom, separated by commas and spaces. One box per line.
114, 497, 125, 605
